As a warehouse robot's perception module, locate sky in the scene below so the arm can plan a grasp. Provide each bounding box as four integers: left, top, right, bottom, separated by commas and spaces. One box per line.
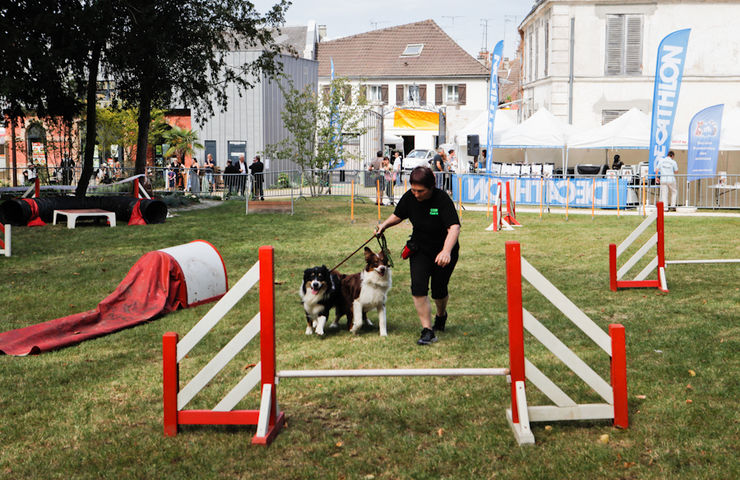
252, 0, 537, 59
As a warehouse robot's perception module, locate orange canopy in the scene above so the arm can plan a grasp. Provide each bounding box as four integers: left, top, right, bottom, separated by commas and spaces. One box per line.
393, 109, 439, 130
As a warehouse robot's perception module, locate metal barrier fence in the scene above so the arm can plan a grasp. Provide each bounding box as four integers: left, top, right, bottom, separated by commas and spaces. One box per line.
1, 166, 738, 210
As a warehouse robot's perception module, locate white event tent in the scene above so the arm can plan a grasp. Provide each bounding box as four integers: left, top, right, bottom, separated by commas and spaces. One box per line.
491, 108, 576, 168
567, 108, 651, 150
458, 108, 518, 141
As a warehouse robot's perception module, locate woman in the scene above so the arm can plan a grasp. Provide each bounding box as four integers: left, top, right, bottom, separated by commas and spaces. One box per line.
189, 158, 200, 194
382, 156, 396, 205
375, 166, 461, 345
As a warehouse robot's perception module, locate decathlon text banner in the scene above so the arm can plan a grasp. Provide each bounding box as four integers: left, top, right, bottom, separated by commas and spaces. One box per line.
687, 104, 723, 182
452, 175, 631, 208
486, 40, 504, 173
648, 29, 691, 177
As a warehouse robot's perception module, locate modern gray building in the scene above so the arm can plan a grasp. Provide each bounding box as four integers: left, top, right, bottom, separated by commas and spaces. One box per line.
195, 24, 320, 173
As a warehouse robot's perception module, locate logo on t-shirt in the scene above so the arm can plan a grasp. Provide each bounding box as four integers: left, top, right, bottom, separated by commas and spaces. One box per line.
429, 208, 439, 216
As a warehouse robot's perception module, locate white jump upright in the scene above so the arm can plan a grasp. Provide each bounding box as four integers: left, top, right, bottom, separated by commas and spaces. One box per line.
609, 202, 668, 292
163, 245, 285, 445
0, 224, 10, 257
506, 241, 628, 445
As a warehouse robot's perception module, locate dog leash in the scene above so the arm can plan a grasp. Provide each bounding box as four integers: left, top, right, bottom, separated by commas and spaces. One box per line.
330, 233, 393, 272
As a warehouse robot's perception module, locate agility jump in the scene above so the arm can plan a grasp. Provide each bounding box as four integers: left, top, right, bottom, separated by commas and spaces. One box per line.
0, 223, 10, 257
163, 244, 627, 446
609, 201, 739, 292
486, 180, 519, 232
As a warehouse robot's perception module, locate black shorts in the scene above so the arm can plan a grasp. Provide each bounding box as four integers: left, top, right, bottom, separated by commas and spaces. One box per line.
409, 248, 458, 299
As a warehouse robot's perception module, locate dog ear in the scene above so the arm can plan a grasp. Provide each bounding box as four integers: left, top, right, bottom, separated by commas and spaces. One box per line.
364, 246, 374, 260
303, 268, 312, 280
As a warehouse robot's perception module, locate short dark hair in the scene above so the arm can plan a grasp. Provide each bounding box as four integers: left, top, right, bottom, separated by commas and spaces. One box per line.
448, 149, 454, 154
614, 154, 620, 161
255, 155, 260, 161
376, 150, 383, 157
668, 151, 675, 157
409, 166, 435, 189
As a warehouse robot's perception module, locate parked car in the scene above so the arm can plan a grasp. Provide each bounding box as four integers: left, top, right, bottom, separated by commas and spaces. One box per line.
402, 149, 435, 172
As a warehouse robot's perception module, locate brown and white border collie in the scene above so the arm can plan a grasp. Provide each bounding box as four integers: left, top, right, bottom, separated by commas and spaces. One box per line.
331, 247, 392, 336
299, 265, 342, 336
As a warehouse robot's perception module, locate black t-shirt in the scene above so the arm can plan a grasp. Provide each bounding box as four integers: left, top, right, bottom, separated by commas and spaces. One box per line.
431, 154, 443, 171
394, 187, 460, 255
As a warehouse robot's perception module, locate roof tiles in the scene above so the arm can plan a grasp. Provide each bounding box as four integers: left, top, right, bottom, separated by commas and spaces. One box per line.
317, 19, 489, 78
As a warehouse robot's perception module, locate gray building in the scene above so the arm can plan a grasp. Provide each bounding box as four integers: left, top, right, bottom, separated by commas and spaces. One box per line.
195, 24, 319, 173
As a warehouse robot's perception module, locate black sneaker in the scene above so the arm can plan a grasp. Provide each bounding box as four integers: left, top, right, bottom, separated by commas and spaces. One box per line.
417, 328, 438, 345
433, 312, 447, 332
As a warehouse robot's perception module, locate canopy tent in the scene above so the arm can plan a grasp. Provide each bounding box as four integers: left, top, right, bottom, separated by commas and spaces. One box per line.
383, 133, 404, 147
457, 108, 517, 142
567, 108, 651, 150
493, 108, 575, 149
671, 107, 740, 151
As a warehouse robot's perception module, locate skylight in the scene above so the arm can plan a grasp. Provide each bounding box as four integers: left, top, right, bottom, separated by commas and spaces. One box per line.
401, 43, 424, 57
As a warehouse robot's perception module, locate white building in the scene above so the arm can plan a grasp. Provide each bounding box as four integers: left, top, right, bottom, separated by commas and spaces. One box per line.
316, 20, 491, 168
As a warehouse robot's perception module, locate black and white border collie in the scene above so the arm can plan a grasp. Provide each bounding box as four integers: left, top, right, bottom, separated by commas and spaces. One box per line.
299, 265, 341, 336
335, 247, 393, 336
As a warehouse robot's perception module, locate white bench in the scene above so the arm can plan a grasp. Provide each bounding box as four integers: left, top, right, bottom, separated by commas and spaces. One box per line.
53, 209, 116, 229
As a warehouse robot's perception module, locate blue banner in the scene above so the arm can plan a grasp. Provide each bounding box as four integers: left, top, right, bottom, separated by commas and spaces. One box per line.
485, 41, 503, 173
648, 29, 691, 177
451, 175, 634, 208
329, 58, 344, 169
687, 104, 723, 182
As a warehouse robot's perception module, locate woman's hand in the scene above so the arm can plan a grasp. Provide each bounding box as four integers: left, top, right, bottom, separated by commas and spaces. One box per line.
435, 250, 451, 267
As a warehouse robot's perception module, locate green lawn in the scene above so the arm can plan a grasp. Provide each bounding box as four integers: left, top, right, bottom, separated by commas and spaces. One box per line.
1, 198, 738, 479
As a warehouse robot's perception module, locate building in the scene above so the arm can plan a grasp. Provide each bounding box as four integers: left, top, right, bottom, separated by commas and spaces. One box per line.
316, 19, 490, 167
519, 0, 740, 128
195, 24, 319, 172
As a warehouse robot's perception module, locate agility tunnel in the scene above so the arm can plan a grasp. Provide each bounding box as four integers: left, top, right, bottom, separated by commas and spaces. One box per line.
0, 241, 227, 356
0, 196, 167, 226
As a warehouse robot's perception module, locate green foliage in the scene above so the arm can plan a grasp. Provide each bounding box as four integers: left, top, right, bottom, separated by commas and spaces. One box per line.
263, 77, 368, 196
163, 126, 204, 163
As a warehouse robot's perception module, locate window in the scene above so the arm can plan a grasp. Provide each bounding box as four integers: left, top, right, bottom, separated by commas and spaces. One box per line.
407, 85, 420, 104
401, 43, 424, 57
444, 85, 459, 104
368, 85, 383, 103
602, 109, 628, 125
606, 14, 643, 75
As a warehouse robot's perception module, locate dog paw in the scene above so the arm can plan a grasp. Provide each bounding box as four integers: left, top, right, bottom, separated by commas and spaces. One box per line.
312, 320, 318, 329
350, 322, 362, 334
327, 321, 339, 330
305, 326, 313, 335
379, 330, 388, 337
365, 318, 374, 327
316, 327, 325, 336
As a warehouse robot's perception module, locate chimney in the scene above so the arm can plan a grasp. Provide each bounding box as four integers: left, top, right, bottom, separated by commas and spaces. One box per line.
318, 25, 327, 41
477, 49, 491, 68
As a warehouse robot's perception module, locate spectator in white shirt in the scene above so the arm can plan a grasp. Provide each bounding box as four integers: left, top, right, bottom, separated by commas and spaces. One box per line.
656, 150, 678, 211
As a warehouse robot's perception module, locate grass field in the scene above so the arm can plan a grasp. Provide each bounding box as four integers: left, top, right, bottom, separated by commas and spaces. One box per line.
1, 197, 738, 479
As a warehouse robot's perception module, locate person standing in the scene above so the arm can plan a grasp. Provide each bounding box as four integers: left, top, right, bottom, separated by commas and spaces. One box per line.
656, 150, 678, 211
431, 148, 445, 189
204, 153, 215, 190
369, 150, 385, 205
189, 158, 200, 194
375, 166, 461, 345
223, 160, 238, 196
382, 156, 396, 205
237, 155, 248, 196
249, 155, 265, 200
393, 151, 403, 186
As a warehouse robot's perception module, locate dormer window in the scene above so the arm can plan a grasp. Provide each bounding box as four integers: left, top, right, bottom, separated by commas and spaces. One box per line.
401, 43, 424, 57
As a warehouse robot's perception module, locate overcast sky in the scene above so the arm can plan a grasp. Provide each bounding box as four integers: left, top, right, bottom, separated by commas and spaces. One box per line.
253, 0, 537, 59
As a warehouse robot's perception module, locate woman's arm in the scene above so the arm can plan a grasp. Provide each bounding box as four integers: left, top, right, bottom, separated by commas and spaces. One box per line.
375, 213, 403, 235
434, 224, 460, 267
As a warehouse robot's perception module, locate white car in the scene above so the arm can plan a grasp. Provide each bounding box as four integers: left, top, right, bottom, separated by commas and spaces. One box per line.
401, 149, 435, 172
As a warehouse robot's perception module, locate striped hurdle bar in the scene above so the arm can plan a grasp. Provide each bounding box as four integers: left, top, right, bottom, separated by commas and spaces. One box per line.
506, 241, 628, 445
0, 224, 10, 257
486, 180, 514, 232
609, 201, 668, 292
162, 246, 285, 445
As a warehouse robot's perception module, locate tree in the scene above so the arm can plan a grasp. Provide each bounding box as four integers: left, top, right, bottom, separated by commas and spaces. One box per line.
263, 77, 368, 196
164, 126, 204, 165
105, 0, 290, 176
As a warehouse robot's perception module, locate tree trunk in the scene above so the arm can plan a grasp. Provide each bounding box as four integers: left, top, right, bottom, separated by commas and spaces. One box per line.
10, 117, 17, 187
76, 42, 101, 198
135, 89, 152, 175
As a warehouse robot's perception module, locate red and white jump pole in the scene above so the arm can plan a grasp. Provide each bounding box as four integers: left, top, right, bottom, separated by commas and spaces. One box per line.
0, 223, 10, 257
609, 202, 667, 292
